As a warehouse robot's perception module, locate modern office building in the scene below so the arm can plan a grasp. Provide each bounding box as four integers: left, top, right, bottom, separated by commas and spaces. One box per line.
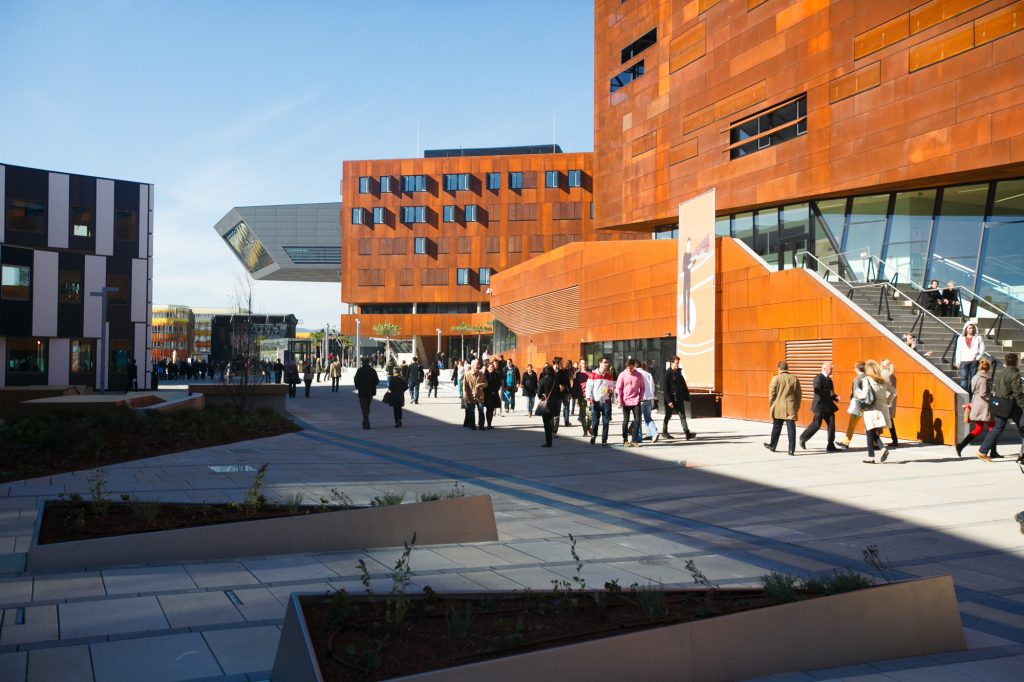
192, 306, 245, 361
337, 147, 638, 359
1, 162, 152, 389
213, 202, 341, 282
210, 313, 298, 364
485, 0, 1024, 444
151, 304, 194, 362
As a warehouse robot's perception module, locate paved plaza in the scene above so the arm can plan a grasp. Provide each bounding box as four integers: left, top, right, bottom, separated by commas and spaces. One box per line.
2, 375, 1024, 681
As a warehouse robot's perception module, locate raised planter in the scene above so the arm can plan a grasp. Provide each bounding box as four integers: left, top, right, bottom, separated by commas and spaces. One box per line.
270, 576, 964, 682
27, 494, 497, 571
189, 383, 289, 415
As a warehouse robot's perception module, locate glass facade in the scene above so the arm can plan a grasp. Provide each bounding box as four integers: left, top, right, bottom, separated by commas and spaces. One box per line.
717, 177, 1024, 317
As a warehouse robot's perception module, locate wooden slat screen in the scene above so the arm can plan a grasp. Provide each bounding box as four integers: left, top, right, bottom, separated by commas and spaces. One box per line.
492, 285, 580, 336
785, 339, 833, 402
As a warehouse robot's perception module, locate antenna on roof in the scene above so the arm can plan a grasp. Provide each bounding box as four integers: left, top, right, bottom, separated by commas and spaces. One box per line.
553, 114, 557, 153
416, 120, 421, 157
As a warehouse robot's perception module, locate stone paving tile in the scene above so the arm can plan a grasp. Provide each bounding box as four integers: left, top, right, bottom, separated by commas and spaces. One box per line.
183, 562, 260, 589
240, 556, 338, 583
59, 596, 168, 640
429, 545, 514, 569
27, 644, 94, 682
501, 539, 576, 563
457, 570, 526, 591
157, 591, 244, 628
90, 632, 222, 682
0, 650, 27, 682
224, 587, 285, 622
1, 604, 58, 645
101, 566, 196, 595
202, 625, 280, 675
0, 577, 33, 608
493, 566, 570, 589
363, 548, 463, 572
32, 572, 107, 602
411, 572, 491, 592
265, 582, 335, 605
476, 543, 546, 565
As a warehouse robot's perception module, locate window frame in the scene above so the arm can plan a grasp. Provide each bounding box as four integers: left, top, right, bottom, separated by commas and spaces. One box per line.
351, 207, 366, 225
487, 172, 501, 191
443, 205, 456, 223
379, 176, 393, 193
508, 172, 523, 190
479, 267, 492, 285
568, 170, 582, 188
457, 268, 470, 285
358, 176, 372, 194
372, 207, 386, 225
414, 237, 427, 254
465, 204, 478, 222
0, 264, 31, 301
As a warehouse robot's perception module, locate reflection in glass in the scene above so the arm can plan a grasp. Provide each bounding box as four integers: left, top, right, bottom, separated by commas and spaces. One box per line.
71, 340, 95, 373
927, 183, 990, 291
843, 194, 889, 281
779, 204, 809, 270
755, 208, 779, 268
732, 212, 754, 249
885, 190, 935, 285
813, 198, 847, 274
715, 216, 730, 237
978, 179, 1024, 316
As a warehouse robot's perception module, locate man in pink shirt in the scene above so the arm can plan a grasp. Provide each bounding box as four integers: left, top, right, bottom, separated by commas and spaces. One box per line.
615, 358, 644, 447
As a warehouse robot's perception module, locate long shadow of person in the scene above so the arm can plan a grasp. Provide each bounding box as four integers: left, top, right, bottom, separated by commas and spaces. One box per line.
933, 417, 945, 445
918, 390, 934, 443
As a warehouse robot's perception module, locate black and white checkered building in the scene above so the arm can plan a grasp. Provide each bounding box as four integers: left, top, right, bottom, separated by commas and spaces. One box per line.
0, 162, 153, 389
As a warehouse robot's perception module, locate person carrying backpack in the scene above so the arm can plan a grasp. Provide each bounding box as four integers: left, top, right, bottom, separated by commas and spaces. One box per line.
501, 358, 521, 414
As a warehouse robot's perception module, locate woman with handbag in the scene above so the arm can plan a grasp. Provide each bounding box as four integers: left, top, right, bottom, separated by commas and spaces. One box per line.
880, 359, 899, 448
977, 352, 1024, 461
387, 368, 408, 427
859, 359, 893, 463
483, 360, 502, 428
957, 358, 998, 457
838, 361, 866, 449
537, 365, 560, 447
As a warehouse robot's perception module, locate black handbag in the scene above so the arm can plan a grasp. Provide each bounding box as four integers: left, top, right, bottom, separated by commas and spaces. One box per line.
382, 391, 392, 405
990, 395, 1013, 420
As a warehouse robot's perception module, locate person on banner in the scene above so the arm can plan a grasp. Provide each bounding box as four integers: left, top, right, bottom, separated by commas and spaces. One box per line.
764, 361, 801, 456
354, 357, 379, 430
976, 352, 1024, 462
681, 237, 693, 335
799, 362, 839, 452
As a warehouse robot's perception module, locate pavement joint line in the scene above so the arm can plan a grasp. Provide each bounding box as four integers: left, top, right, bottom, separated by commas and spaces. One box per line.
287, 419, 1024, 643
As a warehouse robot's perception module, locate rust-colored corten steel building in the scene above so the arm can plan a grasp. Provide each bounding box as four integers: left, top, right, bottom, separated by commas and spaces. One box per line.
339, 147, 637, 359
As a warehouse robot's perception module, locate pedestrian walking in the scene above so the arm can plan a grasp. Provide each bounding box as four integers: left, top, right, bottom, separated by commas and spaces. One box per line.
661, 356, 696, 440
586, 358, 615, 445
302, 359, 314, 398
858, 360, 893, 463
521, 363, 538, 416
537, 365, 560, 447
407, 357, 424, 404
461, 359, 487, 430
483, 360, 502, 428
798, 361, 839, 451
426, 364, 439, 398
636, 361, 658, 443
976, 352, 1024, 462
354, 357, 379, 429
329, 356, 342, 392
957, 358, 997, 457
880, 359, 899, 447
285, 361, 299, 398
954, 322, 985, 394
387, 369, 408, 427
764, 360, 801, 455
838, 362, 866, 449
615, 358, 644, 447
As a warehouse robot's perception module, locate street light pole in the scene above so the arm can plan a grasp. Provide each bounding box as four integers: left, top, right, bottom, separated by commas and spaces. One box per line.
435, 328, 441, 365
355, 318, 361, 365
90, 286, 119, 393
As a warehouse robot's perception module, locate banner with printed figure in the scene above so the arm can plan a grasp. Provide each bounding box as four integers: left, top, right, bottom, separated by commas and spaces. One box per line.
676, 189, 715, 390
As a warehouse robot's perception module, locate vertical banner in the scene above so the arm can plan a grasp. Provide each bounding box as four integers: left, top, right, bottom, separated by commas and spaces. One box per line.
677, 189, 716, 390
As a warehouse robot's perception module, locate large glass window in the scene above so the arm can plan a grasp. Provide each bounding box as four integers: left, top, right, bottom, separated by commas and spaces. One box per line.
443, 205, 456, 223
358, 177, 372, 193
402, 175, 427, 192
107, 274, 129, 304
414, 237, 427, 254
379, 176, 393, 193
71, 339, 95, 373
545, 171, 560, 188
621, 27, 656, 63
6, 199, 45, 233
508, 172, 523, 190
754, 208, 779, 269
115, 209, 137, 241
885, 190, 935, 285
401, 206, 426, 223
110, 339, 131, 374
978, 178, 1024, 316
732, 212, 754, 249
372, 207, 386, 225
779, 204, 809, 270
465, 204, 478, 222
487, 173, 500, 191
457, 268, 470, 285
1, 264, 31, 300
610, 60, 644, 93
730, 95, 807, 160
927, 183, 990, 291
443, 173, 470, 191
7, 338, 46, 377
59, 270, 81, 303
843, 194, 889, 281
71, 205, 93, 238
351, 207, 365, 225
479, 267, 492, 285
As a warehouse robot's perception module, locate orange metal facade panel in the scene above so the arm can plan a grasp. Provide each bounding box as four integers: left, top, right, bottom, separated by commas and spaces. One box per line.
855, 15, 911, 59
909, 0, 990, 35
909, 24, 976, 71
976, 0, 1024, 44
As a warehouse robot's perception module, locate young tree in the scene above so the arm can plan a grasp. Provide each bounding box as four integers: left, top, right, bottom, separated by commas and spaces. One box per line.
373, 322, 400, 367
450, 322, 474, 361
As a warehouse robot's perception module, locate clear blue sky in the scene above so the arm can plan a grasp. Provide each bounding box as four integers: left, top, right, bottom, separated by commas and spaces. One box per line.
0, 0, 595, 328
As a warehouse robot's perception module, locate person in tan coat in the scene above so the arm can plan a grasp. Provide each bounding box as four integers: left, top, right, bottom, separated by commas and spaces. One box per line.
764, 361, 802, 455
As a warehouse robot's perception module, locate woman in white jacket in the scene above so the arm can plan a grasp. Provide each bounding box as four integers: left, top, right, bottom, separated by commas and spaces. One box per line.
954, 322, 985, 394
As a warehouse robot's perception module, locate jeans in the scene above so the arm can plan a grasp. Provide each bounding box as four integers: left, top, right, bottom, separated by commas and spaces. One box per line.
580, 401, 592, 434
562, 395, 571, 426
959, 360, 979, 393
591, 401, 611, 442
304, 380, 312, 397
409, 382, 421, 403
768, 418, 796, 453
979, 405, 1023, 456
331, 377, 339, 392
865, 427, 885, 458
800, 412, 836, 446
621, 404, 641, 443
464, 402, 485, 429
637, 399, 655, 443
663, 401, 690, 435
526, 394, 536, 415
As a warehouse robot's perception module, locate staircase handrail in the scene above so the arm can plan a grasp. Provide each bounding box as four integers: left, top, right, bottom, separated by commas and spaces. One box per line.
797, 251, 884, 294
899, 278, 1024, 341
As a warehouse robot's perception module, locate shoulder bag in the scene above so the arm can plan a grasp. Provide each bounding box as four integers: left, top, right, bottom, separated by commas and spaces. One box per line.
990, 395, 1013, 420
535, 384, 556, 417
382, 390, 392, 405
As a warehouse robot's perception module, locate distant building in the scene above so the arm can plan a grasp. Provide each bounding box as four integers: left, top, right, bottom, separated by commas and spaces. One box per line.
151, 304, 193, 362
191, 306, 244, 361
1, 162, 152, 388
210, 313, 298, 364
213, 202, 341, 282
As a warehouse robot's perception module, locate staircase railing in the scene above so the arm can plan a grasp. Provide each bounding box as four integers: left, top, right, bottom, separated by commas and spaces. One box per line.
799, 251, 961, 362
898, 278, 1024, 344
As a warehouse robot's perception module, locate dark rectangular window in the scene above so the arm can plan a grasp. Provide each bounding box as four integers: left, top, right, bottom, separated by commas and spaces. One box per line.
443, 173, 470, 191
6, 338, 46, 376
479, 267, 492, 285
621, 27, 656, 63
358, 176, 372, 193
107, 274, 129, 305
372, 207, 386, 224
402, 175, 427, 192
457, 268, 470, 285
70, 205, 93, 238
507, 235, 522, 253
443, 205, 456, 223
115, 209, 137, 241
610, 60, 644, 93
379, 176, 393, 193
508, 172, 523, 190
729, 94, 807, 160
414, 237, 427, 254
545, 171, 560, 188
71, 339, 94, 373
1, 264, 31, 300
401, 206, 426, 223
568, 170, 582, 188
487, 172, 501, 190
465, 204, 478, 222
6, 199, 45, 233
351, 207, 365, 225
59, 270, 81, 303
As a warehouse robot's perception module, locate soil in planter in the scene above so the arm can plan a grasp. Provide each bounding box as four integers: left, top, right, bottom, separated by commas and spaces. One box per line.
302, 587, 813, 681
36, 501, 351, 545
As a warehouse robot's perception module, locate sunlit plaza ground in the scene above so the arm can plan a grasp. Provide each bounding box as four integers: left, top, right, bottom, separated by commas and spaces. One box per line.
2, 374, 1024, 681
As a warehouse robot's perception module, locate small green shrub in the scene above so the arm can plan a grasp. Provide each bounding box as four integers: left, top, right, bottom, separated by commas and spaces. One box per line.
803, 569, 874, 595
280, 491, 305, 514
370, 491, 405, 507
760, 572, 803, 603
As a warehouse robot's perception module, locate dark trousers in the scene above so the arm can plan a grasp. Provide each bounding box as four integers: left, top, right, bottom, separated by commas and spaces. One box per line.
591, 401, 611, 443
800, 412, 836, 446
358, 395, 372, 426
486, 404, 496, 427
464, 403, 485, 429
562, 395, 571, 426
769, 419, 796, 453
542, 412, 555, 445
288, 381, 297, 398
663, 402, 690, 435
392, 404, 403, 424
304, 379, 312, 397
865, 427, 885, 458
621, 404, 641, 443
979, 405, 1024, 456
331, 377, 340, 392
428, 383, 438, 398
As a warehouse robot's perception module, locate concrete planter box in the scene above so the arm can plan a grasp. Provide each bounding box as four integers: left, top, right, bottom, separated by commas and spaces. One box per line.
189, 383, 289, 415
27, 495, 497, 571
271, 576, 963, 682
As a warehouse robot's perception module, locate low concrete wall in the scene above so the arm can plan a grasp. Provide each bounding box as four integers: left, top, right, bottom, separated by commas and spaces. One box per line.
28, 495, 498, 571
0, 385, 89, 420
271, 576, 963, 682
190, 383, 288, 415
134, 393, 205, 413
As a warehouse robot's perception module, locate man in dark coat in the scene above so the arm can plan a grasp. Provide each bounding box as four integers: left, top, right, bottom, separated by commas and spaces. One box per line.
407, 357, 425, 404
354, 357, 380, 429
662, 356, 696, 440
799, 361, 839, 451
977, 352, 1024, 462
